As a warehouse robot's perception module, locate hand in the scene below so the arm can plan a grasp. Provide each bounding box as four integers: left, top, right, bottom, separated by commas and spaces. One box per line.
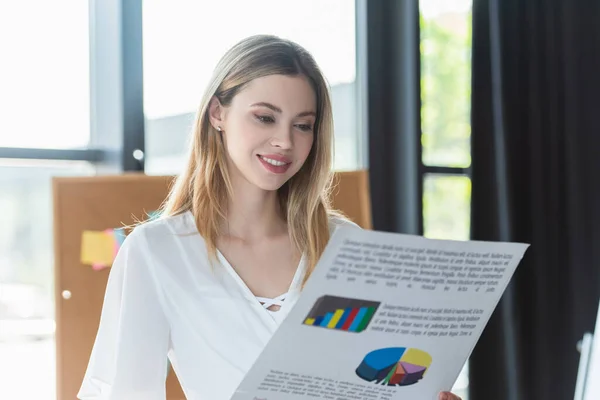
438, 392, 462, 400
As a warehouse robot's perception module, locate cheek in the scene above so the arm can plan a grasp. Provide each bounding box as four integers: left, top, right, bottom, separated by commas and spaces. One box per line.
225, 120, 262, 157
296, 134, 315, 160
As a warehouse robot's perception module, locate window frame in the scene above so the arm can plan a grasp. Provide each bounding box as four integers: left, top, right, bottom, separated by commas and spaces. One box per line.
0, 0, 144, 173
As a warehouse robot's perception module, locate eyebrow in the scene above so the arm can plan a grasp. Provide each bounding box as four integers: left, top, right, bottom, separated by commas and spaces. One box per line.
250, 102, 316, 118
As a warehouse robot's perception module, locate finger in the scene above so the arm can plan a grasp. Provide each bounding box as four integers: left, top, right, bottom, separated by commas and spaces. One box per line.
438, 392, 462, 400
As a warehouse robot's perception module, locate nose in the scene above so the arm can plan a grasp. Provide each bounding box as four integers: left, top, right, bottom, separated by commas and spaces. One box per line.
270, 125, 293, 150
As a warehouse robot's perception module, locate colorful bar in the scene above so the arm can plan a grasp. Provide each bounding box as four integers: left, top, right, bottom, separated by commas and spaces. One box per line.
349, 307, 369, 331
304, 317, 316, 325
356, 307, 377, 332
327, 309, 346, 329
313, 316, 324, 326
320, 312, 334, 327
341, 308, 360, 330
335, 308, 353, 329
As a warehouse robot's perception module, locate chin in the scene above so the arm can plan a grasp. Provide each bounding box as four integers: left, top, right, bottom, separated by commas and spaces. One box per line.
255, 179, 289, 192
249, 170, 296, 192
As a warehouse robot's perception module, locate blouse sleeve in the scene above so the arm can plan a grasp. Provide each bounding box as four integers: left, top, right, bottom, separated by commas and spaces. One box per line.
78, 227, 170, 400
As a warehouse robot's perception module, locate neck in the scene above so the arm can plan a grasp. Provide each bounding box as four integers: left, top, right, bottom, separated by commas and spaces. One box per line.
223, 178, 287, 242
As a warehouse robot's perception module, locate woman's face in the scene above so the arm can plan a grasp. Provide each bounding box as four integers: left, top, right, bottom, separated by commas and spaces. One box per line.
210, 74, 316, 192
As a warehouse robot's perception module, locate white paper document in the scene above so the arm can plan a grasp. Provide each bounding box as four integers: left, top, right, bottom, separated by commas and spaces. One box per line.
583, 299, 600, 400
231, 226, 530, 400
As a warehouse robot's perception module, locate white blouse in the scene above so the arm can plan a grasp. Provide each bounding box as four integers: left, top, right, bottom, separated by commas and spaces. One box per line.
78, 210, 355, 400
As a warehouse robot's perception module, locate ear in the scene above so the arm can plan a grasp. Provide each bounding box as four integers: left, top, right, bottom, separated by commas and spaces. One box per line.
208, 96, 226, 132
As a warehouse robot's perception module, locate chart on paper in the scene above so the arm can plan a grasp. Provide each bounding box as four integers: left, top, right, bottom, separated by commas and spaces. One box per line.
302, 295, 380, 332
356, 347, 432, 386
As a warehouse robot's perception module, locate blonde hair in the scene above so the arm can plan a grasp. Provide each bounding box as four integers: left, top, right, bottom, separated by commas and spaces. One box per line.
159, 34, 340, 284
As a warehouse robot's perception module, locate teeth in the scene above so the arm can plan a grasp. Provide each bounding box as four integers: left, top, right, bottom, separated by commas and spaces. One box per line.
260, 156, 287, 166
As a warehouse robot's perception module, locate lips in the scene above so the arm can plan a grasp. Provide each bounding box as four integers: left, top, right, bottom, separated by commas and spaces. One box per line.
257, 154, 292, 174
259, 153, 291, 163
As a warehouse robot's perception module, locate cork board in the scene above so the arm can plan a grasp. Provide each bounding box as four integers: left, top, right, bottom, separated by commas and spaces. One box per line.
52, 173, 185, 400
52, 170, 371, 400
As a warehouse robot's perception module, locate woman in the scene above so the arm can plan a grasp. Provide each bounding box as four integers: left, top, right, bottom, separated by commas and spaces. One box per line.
78, 35, 461, 400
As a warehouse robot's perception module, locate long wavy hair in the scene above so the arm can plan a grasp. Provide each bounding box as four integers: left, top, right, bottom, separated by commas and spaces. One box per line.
159, 34, 341, 285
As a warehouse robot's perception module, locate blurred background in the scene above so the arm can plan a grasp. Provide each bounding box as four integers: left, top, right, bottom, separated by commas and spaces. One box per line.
0, 0, 598, 399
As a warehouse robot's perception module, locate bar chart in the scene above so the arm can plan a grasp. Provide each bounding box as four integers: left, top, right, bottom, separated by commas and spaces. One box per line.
302, 295, 381, 332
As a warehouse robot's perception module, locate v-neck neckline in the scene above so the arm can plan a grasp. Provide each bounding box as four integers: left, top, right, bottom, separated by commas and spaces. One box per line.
215, 248, 306, 318
185, 210, 306, 320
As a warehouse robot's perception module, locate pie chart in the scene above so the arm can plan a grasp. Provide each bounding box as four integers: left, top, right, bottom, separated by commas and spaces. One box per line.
356, 347, 432, 386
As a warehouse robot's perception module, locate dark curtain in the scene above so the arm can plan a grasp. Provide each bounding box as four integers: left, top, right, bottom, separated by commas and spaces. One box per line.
469, 0, 600, 399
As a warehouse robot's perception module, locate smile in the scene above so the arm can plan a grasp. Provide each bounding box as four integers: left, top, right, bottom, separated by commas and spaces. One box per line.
259, 156, 287, 166
257, 155, 292, 174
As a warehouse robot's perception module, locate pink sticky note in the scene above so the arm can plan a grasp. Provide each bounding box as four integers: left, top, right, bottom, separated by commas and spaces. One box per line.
92, 263, 109, 271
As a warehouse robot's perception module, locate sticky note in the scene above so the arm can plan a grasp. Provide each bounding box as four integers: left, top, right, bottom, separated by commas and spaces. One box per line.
81, 230, 114, 266
81, 228, 128, 269
92, 263, 109, 271
113, 228, 127, 247
147, 210, 161, 220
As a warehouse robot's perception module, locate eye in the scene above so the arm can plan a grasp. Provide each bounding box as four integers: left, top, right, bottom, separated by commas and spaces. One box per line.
256, 115, 275, 124
295, 123, 313, 132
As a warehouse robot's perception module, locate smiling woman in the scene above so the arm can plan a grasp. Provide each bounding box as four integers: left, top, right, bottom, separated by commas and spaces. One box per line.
78, 35, 347, 400
210, 75, 317, 191
77, 33, 463, 400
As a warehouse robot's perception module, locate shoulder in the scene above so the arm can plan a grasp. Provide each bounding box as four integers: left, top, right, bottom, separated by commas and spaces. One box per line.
328, 212, 361, 235
133, 210, 196, 240
111, 211, 208, 281
112, 211, 221, 292
119, 211, 197, 259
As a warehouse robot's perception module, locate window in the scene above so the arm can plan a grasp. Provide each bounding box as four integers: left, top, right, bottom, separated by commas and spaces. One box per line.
0, 4, 93, 399
0, 160, 95, 400
423, 174, 471, 240
142, 0, 360, 174
420, 0, 472, 169
420, 0, 473, 398
0, 2, 90, 149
